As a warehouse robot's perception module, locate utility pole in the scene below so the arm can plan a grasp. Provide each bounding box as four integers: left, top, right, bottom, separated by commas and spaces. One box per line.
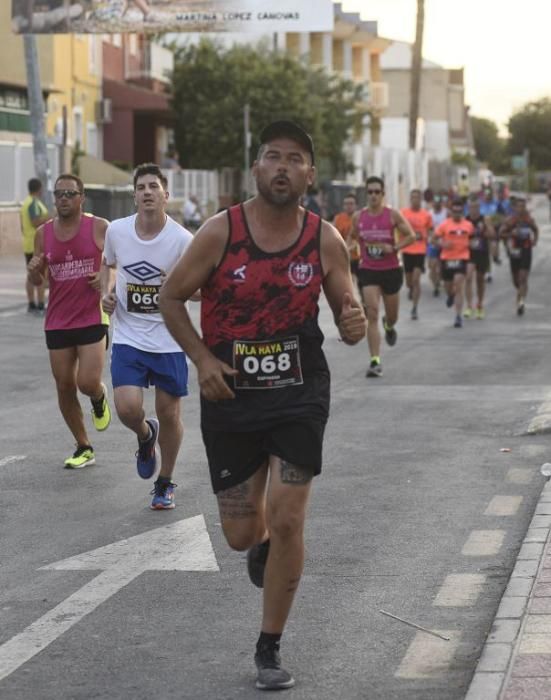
243, 103, 251, 200
23, 34, 54, 210
409, 0, 425, 150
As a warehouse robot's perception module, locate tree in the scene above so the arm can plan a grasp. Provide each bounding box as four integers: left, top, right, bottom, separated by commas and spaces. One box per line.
169, 39, 365, 179
470, 116, 507, 172
507, 98, 551, 170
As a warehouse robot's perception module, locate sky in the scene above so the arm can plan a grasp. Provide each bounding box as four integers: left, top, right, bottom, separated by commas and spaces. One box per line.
341, 0, 551, 132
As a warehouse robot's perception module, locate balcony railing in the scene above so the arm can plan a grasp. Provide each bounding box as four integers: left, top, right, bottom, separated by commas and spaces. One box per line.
125, 42, 174, 84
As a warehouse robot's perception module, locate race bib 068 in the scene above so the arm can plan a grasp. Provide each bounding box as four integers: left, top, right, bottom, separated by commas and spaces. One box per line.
233, 336, 303, 390
126, 283, 161, 314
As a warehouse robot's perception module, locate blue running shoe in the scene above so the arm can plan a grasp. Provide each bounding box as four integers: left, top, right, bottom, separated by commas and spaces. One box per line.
150, 480, 176, 510
136, 418, 159, 479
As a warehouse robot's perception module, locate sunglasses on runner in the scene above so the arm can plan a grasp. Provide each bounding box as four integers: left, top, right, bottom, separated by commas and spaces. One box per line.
54, 189, 81, 199
367, 189, 383, 195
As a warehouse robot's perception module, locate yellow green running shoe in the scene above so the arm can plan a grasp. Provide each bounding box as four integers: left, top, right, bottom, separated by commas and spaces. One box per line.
64, 445, 95, 469
91, 383, 111, 431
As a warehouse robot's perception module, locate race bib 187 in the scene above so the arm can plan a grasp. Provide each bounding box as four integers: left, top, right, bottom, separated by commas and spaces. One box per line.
126, 283, 160, 314
233, 336, 303, 390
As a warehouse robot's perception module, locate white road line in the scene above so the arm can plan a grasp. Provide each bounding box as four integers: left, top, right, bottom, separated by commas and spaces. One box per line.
506, 468, 534, 484
395, 630, 460, 679
0, 515, 219, 682
461, 530, 505, 556
484, 495, 523, 516
520, 445, 549, 458
0, 455, 26, 467
433, 574, 486, 607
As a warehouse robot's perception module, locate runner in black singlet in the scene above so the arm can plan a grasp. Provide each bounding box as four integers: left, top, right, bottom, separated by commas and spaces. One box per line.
160, 121, 366, 692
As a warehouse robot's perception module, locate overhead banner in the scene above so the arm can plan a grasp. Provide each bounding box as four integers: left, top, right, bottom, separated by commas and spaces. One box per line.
12, 1, 335, 34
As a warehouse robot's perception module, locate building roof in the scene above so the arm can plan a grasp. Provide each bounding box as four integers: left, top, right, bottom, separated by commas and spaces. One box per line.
380, 40, 442, 70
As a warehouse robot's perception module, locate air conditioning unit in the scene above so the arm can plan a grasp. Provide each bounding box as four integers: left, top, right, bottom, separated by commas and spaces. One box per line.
369, 82, 389, 110
96, 98, 113, 124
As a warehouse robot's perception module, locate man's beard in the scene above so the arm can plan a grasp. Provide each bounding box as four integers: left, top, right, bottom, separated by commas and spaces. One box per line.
257, 178, 301, 208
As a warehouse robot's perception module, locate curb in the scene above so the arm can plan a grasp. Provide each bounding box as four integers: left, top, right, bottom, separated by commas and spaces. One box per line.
465, 478, 551, 700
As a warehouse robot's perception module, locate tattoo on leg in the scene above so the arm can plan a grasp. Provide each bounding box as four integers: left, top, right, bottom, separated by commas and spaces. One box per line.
286, 577, 301, 594
218, 482, 258, 519
279, 459, 314, 485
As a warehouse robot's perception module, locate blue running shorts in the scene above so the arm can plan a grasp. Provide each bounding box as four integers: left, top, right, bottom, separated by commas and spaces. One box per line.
111, 343, 188, 397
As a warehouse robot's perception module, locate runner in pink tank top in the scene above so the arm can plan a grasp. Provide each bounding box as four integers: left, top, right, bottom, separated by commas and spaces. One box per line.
358, 206, 400, 271
27, 173, 112, 469
44, 214, 103, 331
351, 176, 415, 378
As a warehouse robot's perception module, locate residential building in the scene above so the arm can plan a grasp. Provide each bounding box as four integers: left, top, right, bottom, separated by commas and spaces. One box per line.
379, 40, 474, 161
283, 2, 391, 185
101, 34, 175, 169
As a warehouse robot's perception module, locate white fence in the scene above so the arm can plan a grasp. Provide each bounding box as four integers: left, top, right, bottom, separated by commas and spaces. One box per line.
163, 169, 220, 215
0, 141, 60, 204
366, 146, 430, 209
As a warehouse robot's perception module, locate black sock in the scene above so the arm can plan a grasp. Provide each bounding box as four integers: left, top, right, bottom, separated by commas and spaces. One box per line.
256, 632, 281, 653
156, 475, 172, 486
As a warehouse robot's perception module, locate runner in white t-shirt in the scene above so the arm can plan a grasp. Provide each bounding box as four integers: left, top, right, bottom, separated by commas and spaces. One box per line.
101, 163, 194, 509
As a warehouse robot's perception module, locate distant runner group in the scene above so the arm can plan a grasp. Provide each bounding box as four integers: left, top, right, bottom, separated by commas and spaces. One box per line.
22, 121, 539, 692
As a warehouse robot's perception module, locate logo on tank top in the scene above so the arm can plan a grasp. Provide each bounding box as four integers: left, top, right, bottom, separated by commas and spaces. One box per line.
233, 264, 246, 282
288, 261, 313, 287
123, 260, 162, 282
65, 249, 73, 261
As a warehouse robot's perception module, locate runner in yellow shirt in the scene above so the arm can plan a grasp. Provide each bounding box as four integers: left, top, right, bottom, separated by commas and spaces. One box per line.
20, 178, 50, 314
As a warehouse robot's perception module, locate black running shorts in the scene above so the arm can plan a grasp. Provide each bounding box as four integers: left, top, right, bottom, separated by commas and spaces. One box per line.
470, 251, 490, 274
202, 419, 326, 493
46, 324, 109, 350
402, 253, 426, 274
357, 267, 403, 296
441, 260, 467, 281
509, 249, 532, 272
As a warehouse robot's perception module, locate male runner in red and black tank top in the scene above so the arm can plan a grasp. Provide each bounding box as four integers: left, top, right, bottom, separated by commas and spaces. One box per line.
160, 121, 366, 691
500, 196, 538, 315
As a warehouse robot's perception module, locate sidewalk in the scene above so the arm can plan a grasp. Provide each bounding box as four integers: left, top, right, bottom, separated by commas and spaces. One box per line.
466, 476, 551, 699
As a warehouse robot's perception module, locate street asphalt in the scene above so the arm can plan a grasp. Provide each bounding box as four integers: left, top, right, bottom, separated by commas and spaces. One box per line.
0, 196, 549, 699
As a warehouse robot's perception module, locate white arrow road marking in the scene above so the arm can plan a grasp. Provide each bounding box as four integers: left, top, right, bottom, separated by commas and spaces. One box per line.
0, 455, 26, 467
0, 515, 218, 682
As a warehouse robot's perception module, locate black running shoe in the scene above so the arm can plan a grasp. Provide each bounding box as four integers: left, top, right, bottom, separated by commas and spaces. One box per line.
433, 287, 440, 298
255, 646, 295, 691
446, 294, 454, 308
247, 539, 270, 588
517, 301, 525, 316
382, 317, 397, 346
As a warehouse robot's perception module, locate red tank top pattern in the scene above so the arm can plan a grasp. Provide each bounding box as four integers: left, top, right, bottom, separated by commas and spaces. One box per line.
358, 206, 400, 271
201, 205, 324, 350
44, 215, 103, 331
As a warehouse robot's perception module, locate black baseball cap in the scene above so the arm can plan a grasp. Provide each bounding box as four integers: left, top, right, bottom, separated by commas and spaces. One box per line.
259, 120, 315, 164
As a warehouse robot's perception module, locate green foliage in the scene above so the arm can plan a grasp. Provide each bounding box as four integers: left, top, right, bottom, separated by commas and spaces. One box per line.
470, 116, 508, 173
169, 39, 366, 179
450, 149, 475, 168
507, 98, 551, 170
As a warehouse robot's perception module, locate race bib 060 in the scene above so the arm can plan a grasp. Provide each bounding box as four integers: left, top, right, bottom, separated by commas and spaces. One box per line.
233, 336, 303, 390
126, 283, 160, 314
444, 259, 462, 270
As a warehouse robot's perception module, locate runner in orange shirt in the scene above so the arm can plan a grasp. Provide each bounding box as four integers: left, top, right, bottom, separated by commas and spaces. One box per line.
432, 198, 474, 328
401, 189, 433, 320
333, 193, 360, 288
